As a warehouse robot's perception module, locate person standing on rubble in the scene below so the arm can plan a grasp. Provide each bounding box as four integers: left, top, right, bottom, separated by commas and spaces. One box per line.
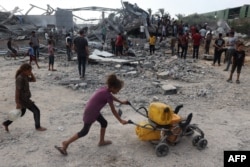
110, 38, 116, 54
115, 33, 123, 56
30, 31, 40, 59
149, 33, 156, 55
180, 31, 189, 60
101, 26, 107, 43
65, 33, 72, 61
227, 42, 245, 84
177, 32, 183, 57
223, 31, 238, 71
7, 37, 19, 60
170, 36, 177, 56
44, 32, 49, 45
73, 29, 89, 79
28, 42, 40, 69
212, 33, 225, 66
48, 40, 56, 71
192, 30, 202, 61
204, 31, 212, 54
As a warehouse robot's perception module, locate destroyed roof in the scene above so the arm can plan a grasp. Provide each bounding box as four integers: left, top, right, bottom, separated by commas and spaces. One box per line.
0, 24, 36, 33
122, 1, 149, 18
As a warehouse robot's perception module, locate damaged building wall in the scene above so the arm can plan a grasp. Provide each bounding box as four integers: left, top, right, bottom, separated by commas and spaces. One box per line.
21, 15, 56, 27
55, 9, 73, 30
18, 9, 73, 30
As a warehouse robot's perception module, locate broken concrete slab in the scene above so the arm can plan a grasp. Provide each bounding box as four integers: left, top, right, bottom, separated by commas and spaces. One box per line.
203, 54, 213, 60
92, 49, 113, 57
58, 78, 84, 85
89, 53, 141, 65
157, 71, 170, 80
161, 84, 177, 95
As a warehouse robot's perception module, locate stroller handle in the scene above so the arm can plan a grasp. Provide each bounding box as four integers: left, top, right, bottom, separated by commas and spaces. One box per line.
127, 101, 148, 118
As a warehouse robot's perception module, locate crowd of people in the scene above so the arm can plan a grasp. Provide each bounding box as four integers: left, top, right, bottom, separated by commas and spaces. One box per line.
147, 18, 246, 84
2, 24, 246, 158
6, 21, 246, 83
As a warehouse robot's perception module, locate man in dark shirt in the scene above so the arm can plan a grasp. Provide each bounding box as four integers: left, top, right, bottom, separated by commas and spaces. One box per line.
7, 38, 18, 59
212, 33, 225, 66
227, 42, 245, 84
73, 29, 89, 79
192, 30, 202, 61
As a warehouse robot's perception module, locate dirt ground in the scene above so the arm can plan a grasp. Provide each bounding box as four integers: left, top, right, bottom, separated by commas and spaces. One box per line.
0, 41, 250, 167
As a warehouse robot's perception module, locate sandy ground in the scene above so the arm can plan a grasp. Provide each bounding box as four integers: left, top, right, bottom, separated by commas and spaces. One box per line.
0, 51, 250, 167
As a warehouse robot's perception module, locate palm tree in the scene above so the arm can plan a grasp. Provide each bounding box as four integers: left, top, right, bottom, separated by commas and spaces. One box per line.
158, 8, 165, 18
147, 8, 152, 18
175, 14, 185, 21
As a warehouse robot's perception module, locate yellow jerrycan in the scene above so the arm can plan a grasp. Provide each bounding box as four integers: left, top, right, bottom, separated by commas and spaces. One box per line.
148, 102, 174, 125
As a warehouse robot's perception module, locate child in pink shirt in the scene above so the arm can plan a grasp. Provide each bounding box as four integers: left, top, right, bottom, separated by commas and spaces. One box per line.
55, 74, 128, 155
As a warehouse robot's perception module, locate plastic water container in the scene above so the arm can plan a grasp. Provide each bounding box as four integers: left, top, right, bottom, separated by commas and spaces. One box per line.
8, 109, 21, 121
148, 102, 174, 125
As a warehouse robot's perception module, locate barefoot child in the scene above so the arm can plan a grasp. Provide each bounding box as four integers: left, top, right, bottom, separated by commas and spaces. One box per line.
2, 63, 46, 132
28, 42, 40, 69
55, 74, 128, 155
48, 40, 56, 71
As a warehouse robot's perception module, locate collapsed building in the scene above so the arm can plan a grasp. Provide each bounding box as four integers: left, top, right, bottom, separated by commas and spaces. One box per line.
0, 1, 248, 58
0, 1, 152, 39
0, 2, 249, 99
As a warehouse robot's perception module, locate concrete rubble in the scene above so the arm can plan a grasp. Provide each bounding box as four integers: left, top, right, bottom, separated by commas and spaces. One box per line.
0, 2, 249, 107
38, 50, 218, 106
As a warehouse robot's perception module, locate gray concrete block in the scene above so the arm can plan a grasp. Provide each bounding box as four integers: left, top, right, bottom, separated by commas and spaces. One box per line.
161, 84, 177, 95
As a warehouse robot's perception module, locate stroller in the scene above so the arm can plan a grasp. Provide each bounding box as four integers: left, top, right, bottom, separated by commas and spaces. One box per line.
122, 102, 207, 157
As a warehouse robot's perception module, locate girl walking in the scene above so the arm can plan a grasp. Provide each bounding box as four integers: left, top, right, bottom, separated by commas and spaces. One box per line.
2, 63, 46, 132
55, 74, 128, 155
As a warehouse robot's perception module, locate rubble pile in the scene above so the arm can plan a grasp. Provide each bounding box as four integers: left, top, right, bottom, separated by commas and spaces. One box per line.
0, 2, 248, 107
34, 48, 221, 108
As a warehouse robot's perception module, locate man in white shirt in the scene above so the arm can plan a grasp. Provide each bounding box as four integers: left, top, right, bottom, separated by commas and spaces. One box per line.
224, 32, 238, 71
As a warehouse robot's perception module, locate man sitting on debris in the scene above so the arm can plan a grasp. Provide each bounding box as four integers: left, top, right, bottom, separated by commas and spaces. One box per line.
7, 37, 19, 59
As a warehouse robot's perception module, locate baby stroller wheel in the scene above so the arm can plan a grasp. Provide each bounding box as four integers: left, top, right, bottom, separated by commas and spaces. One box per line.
4, 52, 12, 60
197, 138, 208, 150
155, 143, 169, 157
18, 53, 26, 59
192, 135, 202, 146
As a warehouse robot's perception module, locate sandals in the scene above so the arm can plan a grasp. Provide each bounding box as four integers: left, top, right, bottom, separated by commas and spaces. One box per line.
227, 79, 240, 84
54, 145, 68, 156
